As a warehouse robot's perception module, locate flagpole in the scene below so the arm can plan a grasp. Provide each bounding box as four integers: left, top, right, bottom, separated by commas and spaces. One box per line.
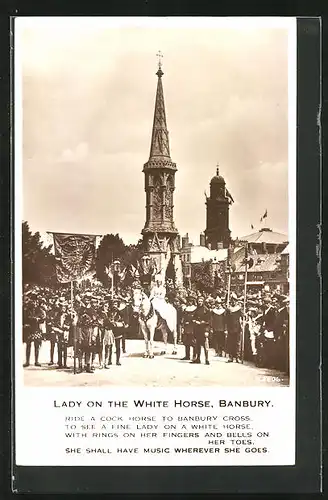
71, 279, 76, 375
241, 243, 248, 364
226, 244, 232, 307
227, 272, 231, 307
111, 252, 114, 299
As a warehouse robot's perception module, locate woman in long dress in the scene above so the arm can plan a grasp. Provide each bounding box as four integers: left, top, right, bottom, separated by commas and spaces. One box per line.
149, 276, 168, 319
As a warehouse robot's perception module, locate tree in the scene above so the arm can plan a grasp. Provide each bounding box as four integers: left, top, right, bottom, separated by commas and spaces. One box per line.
22, 221, 56, 285
95, 233, 127, 285
120, 239, 145, 286
191, 261, 214, 293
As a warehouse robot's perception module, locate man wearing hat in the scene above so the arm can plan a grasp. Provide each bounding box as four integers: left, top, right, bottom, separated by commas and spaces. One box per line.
211, 296, 227, 357
76, 294, 98, 373
181, 296, 197, 361
225, 292, 242, 363
117, 298, 130, 354
98, 299, 115, 369
109, 298, 127, 366
273, 296, 289, 374
56, 301, 71, 369
261, 296, 278, 369
23, 292, 46, 367
191, 296, 211, 365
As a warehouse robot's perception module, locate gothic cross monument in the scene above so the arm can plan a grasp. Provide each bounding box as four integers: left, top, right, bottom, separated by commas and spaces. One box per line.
141, 53, 183, 285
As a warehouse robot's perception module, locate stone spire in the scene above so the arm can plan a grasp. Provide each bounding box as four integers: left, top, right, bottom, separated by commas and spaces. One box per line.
148, 53, 172, 161
141, 53, 182, 286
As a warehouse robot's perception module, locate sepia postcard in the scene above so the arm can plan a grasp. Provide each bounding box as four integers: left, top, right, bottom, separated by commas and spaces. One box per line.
14, 16, 296, 468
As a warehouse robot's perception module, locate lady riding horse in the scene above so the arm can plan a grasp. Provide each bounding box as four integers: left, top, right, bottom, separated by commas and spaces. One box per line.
132, 287, 178, 358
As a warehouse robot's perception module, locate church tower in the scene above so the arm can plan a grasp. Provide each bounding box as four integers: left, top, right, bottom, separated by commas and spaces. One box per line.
141, 54, 182, 285
204, 166, 232, 249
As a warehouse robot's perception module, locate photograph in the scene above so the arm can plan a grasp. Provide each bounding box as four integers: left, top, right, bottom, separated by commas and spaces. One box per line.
18, 18, 292, 388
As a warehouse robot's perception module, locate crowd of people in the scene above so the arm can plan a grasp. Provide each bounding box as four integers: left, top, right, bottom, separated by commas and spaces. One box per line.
22, 278, 290, 376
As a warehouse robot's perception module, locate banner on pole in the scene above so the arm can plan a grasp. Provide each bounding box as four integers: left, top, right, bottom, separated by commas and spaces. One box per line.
52, 233, 97, 283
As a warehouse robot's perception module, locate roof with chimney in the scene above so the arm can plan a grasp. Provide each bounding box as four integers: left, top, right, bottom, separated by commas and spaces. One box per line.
239, 227, 288, 245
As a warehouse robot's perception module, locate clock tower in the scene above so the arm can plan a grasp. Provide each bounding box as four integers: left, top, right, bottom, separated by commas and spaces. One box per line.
204, 166, 232, 249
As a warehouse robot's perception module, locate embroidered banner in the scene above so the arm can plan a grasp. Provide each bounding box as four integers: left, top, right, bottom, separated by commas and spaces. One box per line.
52, 233, 96, 283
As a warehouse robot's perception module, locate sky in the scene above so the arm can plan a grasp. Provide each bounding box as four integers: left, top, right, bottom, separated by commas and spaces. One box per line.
18, 17, 294, 246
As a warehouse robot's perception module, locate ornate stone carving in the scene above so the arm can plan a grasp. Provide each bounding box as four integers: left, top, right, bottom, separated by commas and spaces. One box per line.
164, 187, 173, 219
148, 234, 162, 252
152, 174, 162, 220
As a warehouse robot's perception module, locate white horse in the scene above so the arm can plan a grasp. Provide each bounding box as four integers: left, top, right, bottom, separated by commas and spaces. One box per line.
132, 288, 178, 358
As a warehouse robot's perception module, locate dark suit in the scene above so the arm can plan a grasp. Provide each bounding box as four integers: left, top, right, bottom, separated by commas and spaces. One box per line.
226, 306, 241, 360
182, 306, 196, 360
211, 308, 226, 356
192, 304, 211, 364
110, 308, 127, 365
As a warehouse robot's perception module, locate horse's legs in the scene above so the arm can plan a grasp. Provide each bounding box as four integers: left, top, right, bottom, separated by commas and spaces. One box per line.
98, 344, 104, 368
148, 323, 155, 358
171, 325, 178, 355
77, 346, 83, 372
141, 322, 149, 357
160, 324, 168, 355
172, 333, 178, 354
147, 316, 157, 359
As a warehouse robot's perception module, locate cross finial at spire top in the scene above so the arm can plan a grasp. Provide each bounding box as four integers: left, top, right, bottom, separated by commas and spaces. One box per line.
216, 163, 219, 176
156, 50, 163, 69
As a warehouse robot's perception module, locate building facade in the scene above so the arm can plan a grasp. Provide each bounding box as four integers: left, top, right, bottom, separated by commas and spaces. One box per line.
141, 60, 183, 285
181, 232, 228, 290
229, 228, 289, 293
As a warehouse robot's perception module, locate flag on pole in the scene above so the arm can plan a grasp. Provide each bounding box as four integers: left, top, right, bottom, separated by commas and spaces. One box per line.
52, 233, 97, 283
260, 209, 268, 222
251, 224, 254, 229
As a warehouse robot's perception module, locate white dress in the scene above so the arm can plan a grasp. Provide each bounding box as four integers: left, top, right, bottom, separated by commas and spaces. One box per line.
150, 284, 168, 318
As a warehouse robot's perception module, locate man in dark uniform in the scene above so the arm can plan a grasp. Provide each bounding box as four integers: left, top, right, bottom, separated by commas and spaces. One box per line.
56, 302, 71, 369
181, 296, 197, 361
99, 299, 115, 369
191, 296, 211, 365
226, 293, 242, 363
211, 296, 226, 357
274, 298, 289, 374
76, 295, 98, 373
110, 298, 128, 366
23, 293, 46, 367
260, 297, 278, 369
118, 298, 130, 354
46, 298, 59, 366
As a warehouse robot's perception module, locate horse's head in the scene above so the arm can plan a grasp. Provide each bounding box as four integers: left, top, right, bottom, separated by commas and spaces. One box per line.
132, 288, 145, 315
